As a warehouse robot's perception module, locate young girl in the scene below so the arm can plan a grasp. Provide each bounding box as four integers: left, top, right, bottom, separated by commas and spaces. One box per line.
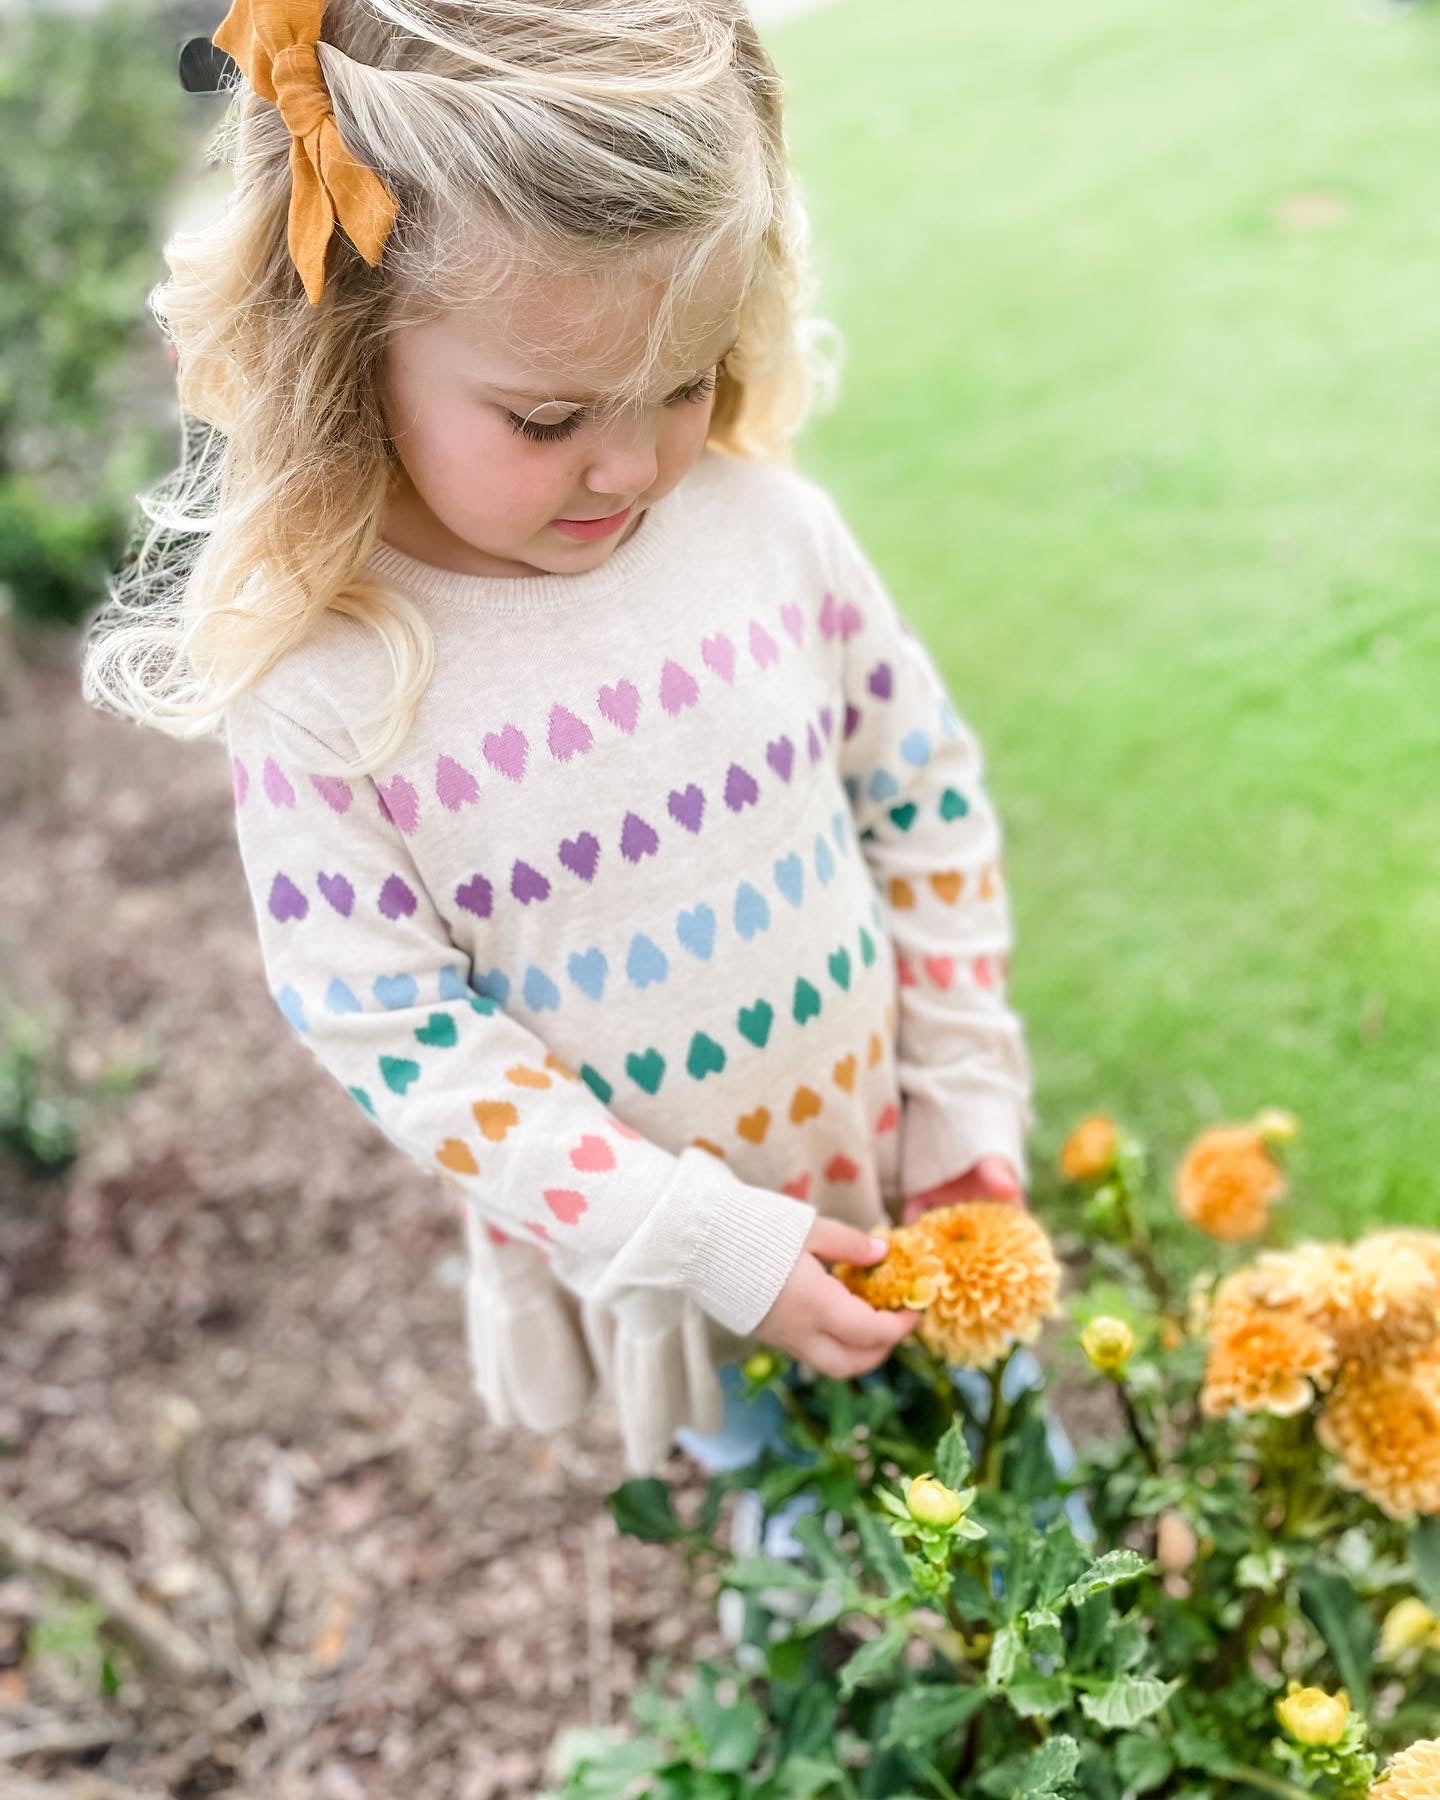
83, 0, 1032, 1478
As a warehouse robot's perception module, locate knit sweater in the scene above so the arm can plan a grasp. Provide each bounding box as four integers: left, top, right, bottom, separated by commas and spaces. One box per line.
222, 446, 1033, 1472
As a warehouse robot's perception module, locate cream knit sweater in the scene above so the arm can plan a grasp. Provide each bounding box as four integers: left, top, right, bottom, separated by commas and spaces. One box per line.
222, 447, 1032, 1472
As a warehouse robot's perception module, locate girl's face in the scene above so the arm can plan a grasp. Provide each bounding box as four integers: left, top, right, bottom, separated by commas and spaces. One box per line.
378, 250, 747, 579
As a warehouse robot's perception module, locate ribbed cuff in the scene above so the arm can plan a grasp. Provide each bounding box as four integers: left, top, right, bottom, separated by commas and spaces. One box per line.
683, 1167, 817, 1336
900, 1092, 1032, 1198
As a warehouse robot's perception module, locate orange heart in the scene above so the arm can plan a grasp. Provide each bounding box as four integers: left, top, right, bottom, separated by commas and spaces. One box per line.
790, 1085, 822, 1124
930, 871, 963, 904
782, 1171, 812, 1200
923, 955, 955, 989
436, 1138, 478, 1175
507, 1063, 551, 1089
472, 1099, 519, 1141
545, 1052, 578, 1081
832, 1053, 856, 1093
868, 1032, 884, 1068
825, 1153, 860, 1182
979, 868, 996, 901
737, 1107, 771, 1145
692, 1137, 727, 1160
888, 876, 916, 909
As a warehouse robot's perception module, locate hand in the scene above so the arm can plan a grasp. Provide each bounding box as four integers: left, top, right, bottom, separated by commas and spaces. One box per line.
901, 1155, 1025, 1226
754, 1217, 920, 1380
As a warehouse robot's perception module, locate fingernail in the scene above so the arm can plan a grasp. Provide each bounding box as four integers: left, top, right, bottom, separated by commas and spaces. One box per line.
869, 1237, 889, 1256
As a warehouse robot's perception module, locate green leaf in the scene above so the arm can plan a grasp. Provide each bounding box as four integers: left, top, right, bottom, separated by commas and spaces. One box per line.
1115, 1735, 1174, 1794
856, 1506, 911, 1595
776, 1756, 847, 1797
936, 1416, 972, 1488
1015, 1734, 1082, 1799
880, 1682, 987, 1748
691, 1673, 763, 1773
1298, 1565, 1375, 1710
987, 1623, 1023, 1688
1411, 1518, 1440, 1611
1078, 1676, 1179, 1731
721, 1557, 824, 1592
791, 1510, 851, 1585
1059, 1549, 1150, 1608
1007, 1669, 1071, 1719
838, 1621, 908, 1698
607, 1477, 686, 1542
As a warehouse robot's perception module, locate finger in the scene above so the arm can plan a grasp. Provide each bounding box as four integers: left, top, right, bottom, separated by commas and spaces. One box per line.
807, 1218, 892, 1267
814, 1328, 911, 1381
821, 1283, 921, 1350
976, 1155, 1022, 1196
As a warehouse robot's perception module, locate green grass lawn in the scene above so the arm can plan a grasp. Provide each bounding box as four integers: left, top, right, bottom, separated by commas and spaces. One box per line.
776, 0, 1440, 1230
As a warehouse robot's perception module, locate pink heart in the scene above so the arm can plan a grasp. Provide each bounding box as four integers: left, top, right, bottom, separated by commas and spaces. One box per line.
597, 679, 640, 734
660, 658, 699, 716
232, 757, 249, 807
875, 1102, 899, 1135
569, 1134, 615, 1173
435, 754, 478, 812
608, 1116, 641, 1140
818, 591, 839, 641
924, 955, 955, 989
543, 1188, 588, 1225
839, 601, 864, 640
263, 757, 295, 807
749, 619, 779, 668
483, 724, 528, 782
548, 705, 594, 762
701, 634, 736, 684
377, 775, 419, 835
781, 602, 804, 646
310, 774, 353, 814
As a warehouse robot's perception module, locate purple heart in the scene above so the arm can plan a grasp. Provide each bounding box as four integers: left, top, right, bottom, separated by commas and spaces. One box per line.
435, 754, 479, 812
806, 722, 823, 763
511, 859, 551, 904
558, 831, 600, 881
597, 679, 640, 733
483, 724, 528, 783
377, 775, 419, 835
268, 871, 307, 922
317, 870, 354, 917
379, 874, 418, 920
818, 592, 839, 641
701, 634, 735, 684
310, 774, 352, 814
839, 601, 864, 640
818, 706, 834, 740
620, 811, 659, 862
660, 658, 700, 716
844, 703, 862, 740
548, 705, 593, 762
749, 619, 779, 668
781, 602, 804, 646
455, 872, 493, 918
263, 757, 296, 808
724, 762, 759, 811
867, 660, 894, 700
765, 736, 795, 783
232, 757, 249, 807
668, 784, 705, 833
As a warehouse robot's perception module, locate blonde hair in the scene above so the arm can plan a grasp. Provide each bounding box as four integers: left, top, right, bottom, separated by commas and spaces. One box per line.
82, 0, 842, 777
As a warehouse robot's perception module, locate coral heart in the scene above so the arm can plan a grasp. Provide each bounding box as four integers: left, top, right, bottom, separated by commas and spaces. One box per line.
379, 874, 417, 920
833, 1054, 856, 1093
825, 1154, 860, 1182
789, 1086, 822, 1124
317, 871, 354, 916
377, 775, 420, 834
435, 754, 479, 811
701, 633, 735, 683
668, 784, 705, 832
455, 873, 493, 918
597, 679, 640, 733
507, 1064, 552, 1088
268, 872, 308, 922
782, 1172, 813, 1200
923, 955, 956, 989
436, 1139, 478, 1175
482, 724, 528, 782
875, 1101, 900, 1134
472, 1100, 519, 1141
570, 1134, 615, 1173
548, 705, 593, 762
608, 1115, 641, 1140
737, 1107, 771, 1145
544, 1188, 587, 1225
930, 871, 963, 904
896, 955, 918, 988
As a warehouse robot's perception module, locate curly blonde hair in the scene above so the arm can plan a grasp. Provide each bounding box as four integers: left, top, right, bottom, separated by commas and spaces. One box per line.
82, 0, 841, 777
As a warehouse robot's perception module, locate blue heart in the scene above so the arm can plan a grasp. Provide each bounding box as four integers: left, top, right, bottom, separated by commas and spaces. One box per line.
733, 880, 770, 940
567, 946, 608, 1000
867, 768, 900, 802
831, 809, 849, 853
901, 729, 932, 768
522, 964, 560, 1012
843, 774, 860, 805
374, 973, 418, 1011
472, 967, 511, 1006
814, 835, 836, 886
676, 904, 716, 961
324, 977, 361, 1015
773, 853, 804, 908
438, 963, 470, 1002
939, 697, 962, 738
275, 985, 308, 1033
626, 932, 669, 988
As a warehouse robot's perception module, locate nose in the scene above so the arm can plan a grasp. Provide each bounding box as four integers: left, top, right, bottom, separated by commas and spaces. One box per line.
583, 409, 660, 501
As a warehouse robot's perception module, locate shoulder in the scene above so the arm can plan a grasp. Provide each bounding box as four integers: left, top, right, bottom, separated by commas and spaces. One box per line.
683, 448, 847, 560
228, 609, 387, 759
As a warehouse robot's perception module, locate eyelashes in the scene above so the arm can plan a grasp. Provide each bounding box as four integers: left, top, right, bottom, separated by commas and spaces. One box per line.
505, 360, 726, 446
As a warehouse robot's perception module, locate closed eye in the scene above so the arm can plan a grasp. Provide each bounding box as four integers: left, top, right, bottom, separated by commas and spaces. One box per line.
506, 358, 728, 446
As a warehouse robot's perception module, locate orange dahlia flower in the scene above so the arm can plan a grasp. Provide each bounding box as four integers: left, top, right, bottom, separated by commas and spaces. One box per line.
836, 1201, 1062, 1370
1201, 1291, 1337, 1419
1370, 1739, 1440, 1798
1175, 1124, 1287, 1242
1244, 1241, 1439, 1364
1060, 1115, 1120, 1183
1318, 1347, 1440, 1521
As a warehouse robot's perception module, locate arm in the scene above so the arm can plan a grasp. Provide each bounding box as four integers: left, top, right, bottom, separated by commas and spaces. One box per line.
819, 494, 1034, 1204
223, 686, 819, 1336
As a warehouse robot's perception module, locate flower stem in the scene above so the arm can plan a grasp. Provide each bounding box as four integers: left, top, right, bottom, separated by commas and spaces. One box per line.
1218, 1765, 1313, 1800
1115, 1376, 1161, 1476
978, 1357, 1011, 1488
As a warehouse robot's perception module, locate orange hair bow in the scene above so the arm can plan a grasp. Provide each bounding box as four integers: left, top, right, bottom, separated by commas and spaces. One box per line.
213, 0, 400, 305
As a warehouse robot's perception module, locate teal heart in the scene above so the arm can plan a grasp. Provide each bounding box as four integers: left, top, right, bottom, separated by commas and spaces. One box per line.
416, 1012, 457, 1048
626, 1047, 666, 1095
626, 932, 669, 988
469, 993, 498, 1016
522, 964, 560, 1011
888, 801, 918, 833
814, 835, 835, 886
472, 968, 510, 1005
676, 904, 716, 960
380, 1054, 421, 1095
859, 926, 877, 968
325, 978, 361, 1015
348, 1086, 375, 1115
828, 947, 851, 991
438, 963, 470, 1002
867, 768, 899, 802
734, 880, 770, 940
792, 978, 821, 1025
375, 973, 418, 1010
900, 729, 931, 767
940, 786, 969, 821
580, 1063, 613, 1104
275, 985, 308, 1033
686, 1032, 727, 1079
568, 947, 608, 1000
773, 853, 804, 907
737, 999, 774, 1048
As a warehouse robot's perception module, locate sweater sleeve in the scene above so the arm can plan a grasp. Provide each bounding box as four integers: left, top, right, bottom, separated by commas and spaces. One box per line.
817, 493, 1035, 1191
222, 686, 817, 1335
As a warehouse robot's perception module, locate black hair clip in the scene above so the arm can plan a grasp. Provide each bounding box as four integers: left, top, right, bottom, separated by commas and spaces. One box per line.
178, 35, 240, 92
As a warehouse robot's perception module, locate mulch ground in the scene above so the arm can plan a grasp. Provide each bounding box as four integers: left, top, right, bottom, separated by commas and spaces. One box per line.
0, 627, 726, 1798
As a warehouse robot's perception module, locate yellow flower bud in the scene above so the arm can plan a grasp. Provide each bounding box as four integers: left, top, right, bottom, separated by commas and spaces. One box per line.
904, 1473, 965, 1530
1080, 1315, 1136, 1375
1275, 1683, 1349, 1747
1381, 1598, 1440, 1662
741, 1351, 778, 1386
1254, 1108, 1300, 1145
1060, 1115, 1120, 1183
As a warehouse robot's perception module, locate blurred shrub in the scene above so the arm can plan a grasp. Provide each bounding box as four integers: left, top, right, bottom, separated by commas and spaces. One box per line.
0, 0, 197, 628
